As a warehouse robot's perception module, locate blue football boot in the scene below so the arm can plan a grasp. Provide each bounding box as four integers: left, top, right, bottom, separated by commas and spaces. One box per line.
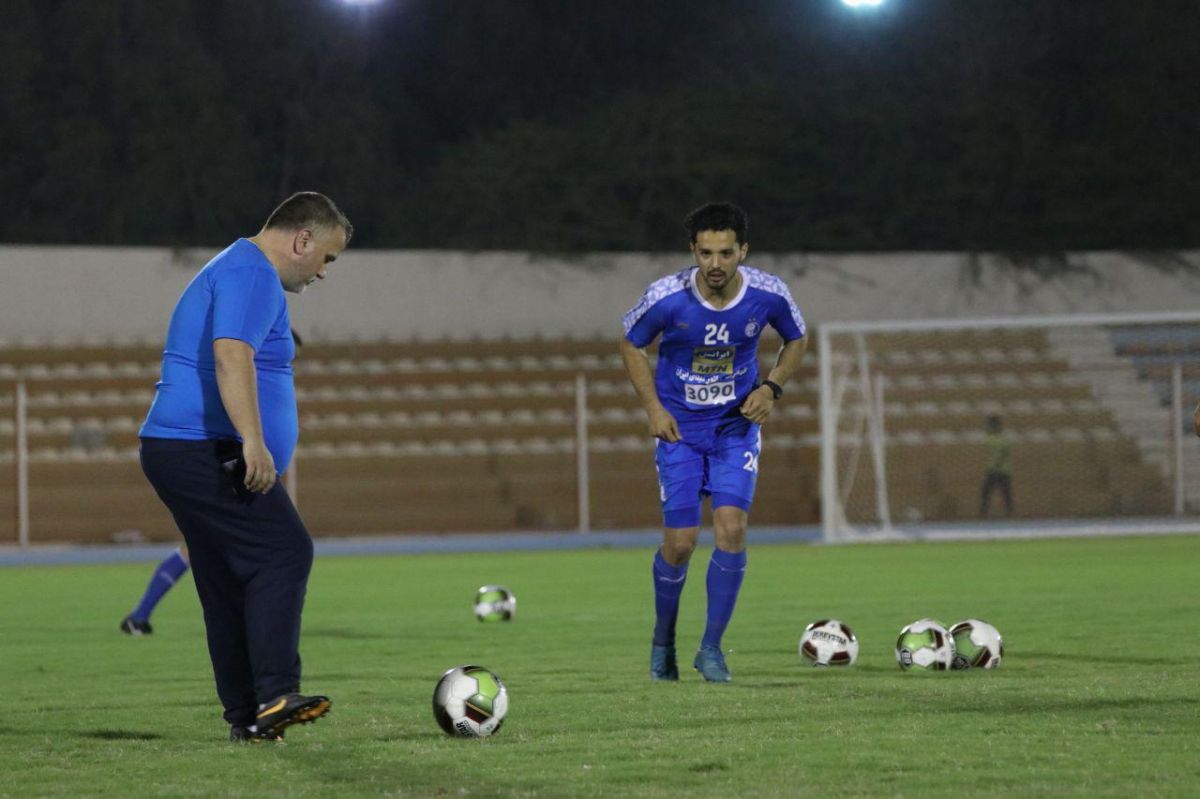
693, 645, 732, 683
650, 644, 679, 681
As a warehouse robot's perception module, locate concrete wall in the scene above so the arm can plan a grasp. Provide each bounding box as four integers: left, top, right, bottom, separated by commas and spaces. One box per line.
3, 245, 1199, 342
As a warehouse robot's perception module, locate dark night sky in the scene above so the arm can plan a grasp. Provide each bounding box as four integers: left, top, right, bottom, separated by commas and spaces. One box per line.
1, 0, 1197, 251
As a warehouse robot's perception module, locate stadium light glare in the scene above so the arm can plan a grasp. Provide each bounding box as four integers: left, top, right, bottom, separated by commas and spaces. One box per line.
841, 0, 885, 7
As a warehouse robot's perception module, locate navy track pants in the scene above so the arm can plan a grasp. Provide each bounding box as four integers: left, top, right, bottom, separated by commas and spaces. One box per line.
140, 437, 313, 726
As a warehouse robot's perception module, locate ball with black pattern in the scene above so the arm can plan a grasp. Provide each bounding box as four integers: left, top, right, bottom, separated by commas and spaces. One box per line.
799, 619, 859, 667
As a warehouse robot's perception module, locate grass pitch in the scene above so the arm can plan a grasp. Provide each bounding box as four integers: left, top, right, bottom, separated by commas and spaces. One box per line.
3, 534, 1198, 798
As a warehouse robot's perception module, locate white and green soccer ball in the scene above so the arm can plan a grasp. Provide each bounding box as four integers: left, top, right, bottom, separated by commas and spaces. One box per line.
949, 619, 1004, 670
432, 665, 509, 737
895, 618, 955, 671
799, 619, 859, 667
474, 585, 517, 622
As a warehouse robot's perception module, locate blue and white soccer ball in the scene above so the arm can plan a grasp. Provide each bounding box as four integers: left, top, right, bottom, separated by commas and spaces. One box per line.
949, 619, 1004, 670
895, 618, 955, 671
799, 619, 859, 667
474, 585, 517, 622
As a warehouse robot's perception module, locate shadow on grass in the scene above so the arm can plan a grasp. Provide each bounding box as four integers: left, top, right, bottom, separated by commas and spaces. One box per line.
943, 696, 1200, 714
305, 628, 392, 640
0, 727, 36, 737
375, 731, 442, 743
746, 680, 858, 689
79, 729, 165, 741
1021, 650, 1193, 667
121, 675, 214, 691
688, 761, 730, 773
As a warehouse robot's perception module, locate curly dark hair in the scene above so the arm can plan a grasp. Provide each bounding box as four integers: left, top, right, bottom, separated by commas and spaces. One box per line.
683, 202, 748, 244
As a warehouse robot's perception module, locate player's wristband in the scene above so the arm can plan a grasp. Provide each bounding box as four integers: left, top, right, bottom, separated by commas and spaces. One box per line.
760, 380, 783, 400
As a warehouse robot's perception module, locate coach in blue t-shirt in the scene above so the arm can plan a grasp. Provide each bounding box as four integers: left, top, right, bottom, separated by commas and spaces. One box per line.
621, 202, 808, 684
140, 191, 350, 742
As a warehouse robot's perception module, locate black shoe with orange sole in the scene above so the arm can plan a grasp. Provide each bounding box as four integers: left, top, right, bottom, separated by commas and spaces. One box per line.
229, 724, 284, 743
254, 693, 332, 738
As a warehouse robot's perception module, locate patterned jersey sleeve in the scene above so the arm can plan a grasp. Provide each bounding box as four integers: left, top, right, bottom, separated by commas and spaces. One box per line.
757, 271, 806, 342
622, 271, 687, 348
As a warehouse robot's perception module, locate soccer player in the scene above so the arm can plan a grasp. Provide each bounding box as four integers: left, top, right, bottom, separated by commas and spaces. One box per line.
620, 202, 807, 683
139, 192, 349, 741
119, 546, 190, 635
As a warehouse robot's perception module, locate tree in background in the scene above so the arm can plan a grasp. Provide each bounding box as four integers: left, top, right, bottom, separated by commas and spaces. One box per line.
1, 0, 1196, 253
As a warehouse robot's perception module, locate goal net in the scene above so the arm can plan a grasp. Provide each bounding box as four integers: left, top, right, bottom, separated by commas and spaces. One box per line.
818, 312, 1200, 541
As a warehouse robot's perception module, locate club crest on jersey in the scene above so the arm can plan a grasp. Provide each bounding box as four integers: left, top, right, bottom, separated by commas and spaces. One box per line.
744, 318, 760, 337
691, 346, 734, 375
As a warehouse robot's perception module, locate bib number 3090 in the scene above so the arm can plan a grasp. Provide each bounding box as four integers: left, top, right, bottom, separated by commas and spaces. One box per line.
685, 381, 735, 406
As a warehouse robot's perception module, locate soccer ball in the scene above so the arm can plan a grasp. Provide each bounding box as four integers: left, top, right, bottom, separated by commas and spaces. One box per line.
798, 619, 859, 667
949, 619, 1004, 670
895, 618, 955, 671
432, 665, 509, 737
474, 585, 517, 622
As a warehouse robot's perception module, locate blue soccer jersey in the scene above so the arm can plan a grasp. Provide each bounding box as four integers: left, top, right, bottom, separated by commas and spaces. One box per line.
622, 265, 806, 429
140, 239, 299, 472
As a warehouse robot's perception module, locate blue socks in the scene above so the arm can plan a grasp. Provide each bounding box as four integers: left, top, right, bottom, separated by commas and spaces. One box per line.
651, 550, 688, 647
701, 548, 747, 650
130, 548, 190, 622
653, 547, 748, 650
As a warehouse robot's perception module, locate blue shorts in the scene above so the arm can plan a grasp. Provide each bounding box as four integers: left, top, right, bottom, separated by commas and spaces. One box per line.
654, 416, 761, 528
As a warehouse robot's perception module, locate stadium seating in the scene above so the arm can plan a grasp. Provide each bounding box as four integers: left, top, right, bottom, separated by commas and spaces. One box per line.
0, 338, 712, 541
1107, 324, 1200, 404
0, 326, 1183, 543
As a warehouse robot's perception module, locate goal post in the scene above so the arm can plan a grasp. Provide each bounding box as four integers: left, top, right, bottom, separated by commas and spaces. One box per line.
819, 310, 1200, 542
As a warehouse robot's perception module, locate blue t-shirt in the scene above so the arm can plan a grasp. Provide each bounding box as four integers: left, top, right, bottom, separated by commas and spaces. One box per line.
140, 239, 299, 471
622, 265, 806, 429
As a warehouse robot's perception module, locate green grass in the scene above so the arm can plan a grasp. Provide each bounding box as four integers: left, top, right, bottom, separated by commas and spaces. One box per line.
3, 535, 1199, 798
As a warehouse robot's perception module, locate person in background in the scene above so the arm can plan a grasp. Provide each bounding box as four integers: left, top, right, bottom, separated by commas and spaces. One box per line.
120, 547, 190, 635
980, 414, 1013, 517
